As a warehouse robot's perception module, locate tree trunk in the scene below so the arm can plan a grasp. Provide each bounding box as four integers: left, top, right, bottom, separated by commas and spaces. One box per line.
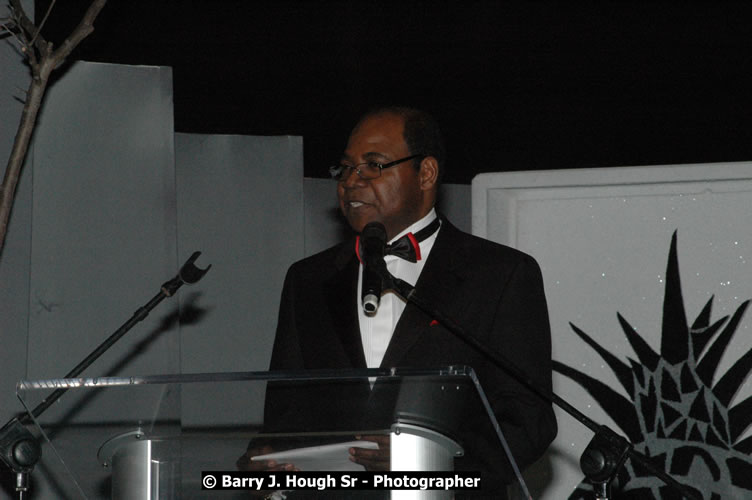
0, 0, 107, 257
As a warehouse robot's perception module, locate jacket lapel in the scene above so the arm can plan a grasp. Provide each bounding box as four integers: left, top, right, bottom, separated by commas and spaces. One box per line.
380, 218, 468, 368
324, 240, 368, 369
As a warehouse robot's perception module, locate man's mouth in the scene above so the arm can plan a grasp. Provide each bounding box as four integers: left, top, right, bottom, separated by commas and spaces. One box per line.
348, 201, 365, 208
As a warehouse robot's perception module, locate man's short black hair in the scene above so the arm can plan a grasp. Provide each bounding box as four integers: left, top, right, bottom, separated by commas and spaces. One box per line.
361, 106, 446, 183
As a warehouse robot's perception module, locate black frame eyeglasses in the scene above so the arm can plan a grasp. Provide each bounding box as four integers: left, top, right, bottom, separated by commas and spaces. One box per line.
329, 154, 425, 182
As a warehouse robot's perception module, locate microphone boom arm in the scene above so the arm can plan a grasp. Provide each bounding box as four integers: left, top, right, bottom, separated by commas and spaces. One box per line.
0, 252, 210, 494
379, 265, 700, 500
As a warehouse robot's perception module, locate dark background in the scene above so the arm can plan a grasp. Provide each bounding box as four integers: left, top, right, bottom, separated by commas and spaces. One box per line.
37, 1, 752, 184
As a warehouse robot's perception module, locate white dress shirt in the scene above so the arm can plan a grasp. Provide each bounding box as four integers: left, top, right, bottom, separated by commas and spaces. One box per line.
357, 208, 440, 369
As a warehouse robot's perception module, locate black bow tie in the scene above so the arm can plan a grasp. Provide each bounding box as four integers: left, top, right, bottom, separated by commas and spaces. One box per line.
356, 217, 441, 263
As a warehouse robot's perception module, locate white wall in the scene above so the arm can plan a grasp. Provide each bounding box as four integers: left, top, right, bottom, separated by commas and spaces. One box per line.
474, 165, 752, 498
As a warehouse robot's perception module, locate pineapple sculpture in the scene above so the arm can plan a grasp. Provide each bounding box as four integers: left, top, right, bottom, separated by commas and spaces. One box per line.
555, 232, 752, 499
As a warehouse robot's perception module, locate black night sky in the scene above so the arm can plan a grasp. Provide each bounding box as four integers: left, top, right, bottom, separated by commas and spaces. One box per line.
37, 1, 752, 184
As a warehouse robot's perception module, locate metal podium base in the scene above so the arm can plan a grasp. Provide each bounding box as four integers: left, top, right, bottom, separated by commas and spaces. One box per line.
98, 430, 177, 500
390, 423, 463, 500
99, 426, 463, 500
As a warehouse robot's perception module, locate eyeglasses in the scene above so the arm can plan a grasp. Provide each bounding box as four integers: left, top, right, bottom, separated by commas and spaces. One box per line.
329, 154, 425, 182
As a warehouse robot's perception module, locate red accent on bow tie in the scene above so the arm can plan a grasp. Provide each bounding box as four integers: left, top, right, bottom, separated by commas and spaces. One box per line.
430, 320, 439, 326
406, 232, 421, 261
356, 233, 418, 262
355, 217, 440, 264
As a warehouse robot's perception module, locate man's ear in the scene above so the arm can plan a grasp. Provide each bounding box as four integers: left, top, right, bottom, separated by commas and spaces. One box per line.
418, 156, 439, 191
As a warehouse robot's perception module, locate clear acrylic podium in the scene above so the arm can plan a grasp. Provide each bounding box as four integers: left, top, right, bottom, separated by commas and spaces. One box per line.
17, 365, 513, 499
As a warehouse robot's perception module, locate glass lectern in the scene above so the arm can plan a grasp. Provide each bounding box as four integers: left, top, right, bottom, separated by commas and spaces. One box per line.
17, 366, 518, 499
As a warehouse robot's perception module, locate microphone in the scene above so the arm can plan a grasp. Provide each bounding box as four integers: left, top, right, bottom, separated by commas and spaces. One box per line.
360, 222, 387, 314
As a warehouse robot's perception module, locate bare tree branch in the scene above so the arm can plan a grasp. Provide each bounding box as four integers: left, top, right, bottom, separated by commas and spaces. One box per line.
29, 0, 57, 47
7, 0, 44, 53
6, 1, 41, 72
0, 0, 108, 256
1, 20, 26, 47
51, 0, 106, 66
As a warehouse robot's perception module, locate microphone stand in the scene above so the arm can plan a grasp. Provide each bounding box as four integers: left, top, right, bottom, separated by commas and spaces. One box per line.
0, 252, 210, 500
378, 268, 701, 500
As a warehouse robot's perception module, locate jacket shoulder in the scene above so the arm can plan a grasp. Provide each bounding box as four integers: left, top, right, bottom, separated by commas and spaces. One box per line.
441, 222, 540, 271
286, 240, 352, 279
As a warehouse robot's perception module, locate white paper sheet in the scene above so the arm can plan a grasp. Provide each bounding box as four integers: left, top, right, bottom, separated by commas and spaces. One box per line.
251, 440, 379, 471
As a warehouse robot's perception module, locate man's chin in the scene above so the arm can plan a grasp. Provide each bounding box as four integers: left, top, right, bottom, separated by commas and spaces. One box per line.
347, 219, 368, 234
344, 213, 379, 234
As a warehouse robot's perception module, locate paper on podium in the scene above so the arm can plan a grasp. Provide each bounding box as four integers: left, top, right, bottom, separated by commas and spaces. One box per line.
252, 440, 379, 471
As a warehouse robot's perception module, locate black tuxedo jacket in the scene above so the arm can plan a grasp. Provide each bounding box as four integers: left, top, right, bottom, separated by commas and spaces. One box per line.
264, 216, 557, 497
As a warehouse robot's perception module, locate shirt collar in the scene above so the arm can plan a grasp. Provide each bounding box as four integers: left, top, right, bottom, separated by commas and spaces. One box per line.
388, 208, 438, 245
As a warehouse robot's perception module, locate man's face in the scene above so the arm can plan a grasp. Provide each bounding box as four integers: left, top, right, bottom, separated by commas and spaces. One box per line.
338, 113, 427, 240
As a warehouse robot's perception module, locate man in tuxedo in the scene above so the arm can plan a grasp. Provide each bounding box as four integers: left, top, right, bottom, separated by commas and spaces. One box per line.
239, 107, 556, 498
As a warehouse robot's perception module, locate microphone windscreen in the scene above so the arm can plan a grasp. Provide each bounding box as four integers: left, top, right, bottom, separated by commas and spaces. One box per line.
361, 222, 387, 261
362, 221, 386, 242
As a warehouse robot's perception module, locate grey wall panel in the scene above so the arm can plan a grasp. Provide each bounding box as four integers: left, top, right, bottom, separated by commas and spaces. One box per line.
0, 0, 33, 152
0, 60, 180, 499
0, 164, 31, 422
0, 163, 32, 428
176, 133, 303, 427
303, 178, 349, 257
25, 62, 178, 425
0, 0, 34, 426
437, 183, 471, 233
